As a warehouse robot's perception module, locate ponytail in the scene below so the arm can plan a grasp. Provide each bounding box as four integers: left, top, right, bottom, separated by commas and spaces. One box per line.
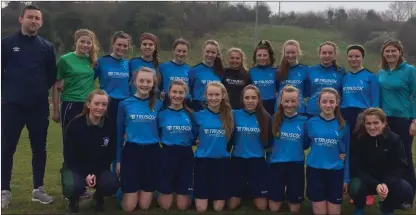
332, 59, 341, 71
152, 49, 159, 70
213, 56, 224, 78
277, 57, 290, 81
252, 40, 275, 66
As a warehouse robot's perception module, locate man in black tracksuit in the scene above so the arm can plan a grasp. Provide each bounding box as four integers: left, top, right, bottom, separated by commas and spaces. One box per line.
1, 4, 56, 208
349, 128, 414, 214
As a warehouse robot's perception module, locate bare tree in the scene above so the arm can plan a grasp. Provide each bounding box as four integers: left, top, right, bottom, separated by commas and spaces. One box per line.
347, 8, 367, 20
388, 2, 416, 21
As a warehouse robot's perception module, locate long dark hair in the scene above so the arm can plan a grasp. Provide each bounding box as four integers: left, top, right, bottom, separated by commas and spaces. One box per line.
203, 40, 224, 78
241, 85, 270, 144
252, 40, 275, 67
318, 87, 345, 129
353, 107, 387, 138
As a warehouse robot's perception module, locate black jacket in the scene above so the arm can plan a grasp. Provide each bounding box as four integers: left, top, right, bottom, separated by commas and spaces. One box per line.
221, 67, 251, 109
2, 31, 56, 105
350, 129, 408, 191
64, 115, 115, 177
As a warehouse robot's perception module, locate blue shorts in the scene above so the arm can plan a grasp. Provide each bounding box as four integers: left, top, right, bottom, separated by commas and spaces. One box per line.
158, 144, 194, 195
194, 158, 230, 200
268, 162, 305, 203
230, 157, 268, 199
306, 166, 344, 204
120, 142, 160, 193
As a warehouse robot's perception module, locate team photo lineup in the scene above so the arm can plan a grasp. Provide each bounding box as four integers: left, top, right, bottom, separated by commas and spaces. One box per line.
2, 3, 416, 215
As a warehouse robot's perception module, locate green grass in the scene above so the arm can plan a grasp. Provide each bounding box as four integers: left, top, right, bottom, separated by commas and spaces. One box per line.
4, 25, 414, 214
2, 112, 416, 214
152, 24, 381, 72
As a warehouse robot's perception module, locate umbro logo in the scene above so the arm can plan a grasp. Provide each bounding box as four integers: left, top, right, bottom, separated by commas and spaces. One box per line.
13, 47, 20, 52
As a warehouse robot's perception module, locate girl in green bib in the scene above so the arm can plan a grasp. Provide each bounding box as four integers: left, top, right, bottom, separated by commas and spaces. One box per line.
52, 29, 100, 163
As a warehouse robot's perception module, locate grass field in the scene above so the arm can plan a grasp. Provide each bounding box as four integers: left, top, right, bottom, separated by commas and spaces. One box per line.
3, 25, 415, 214
126, 24, 382, 72
2, 113, 416, 214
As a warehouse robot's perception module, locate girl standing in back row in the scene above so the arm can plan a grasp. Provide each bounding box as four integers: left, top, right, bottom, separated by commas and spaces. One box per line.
378, 38, 416, 193
159, 39, 191, 107
306, 88, 350, 215
129, 32, 160, 94
274, 40, 309, 115
188, 40, 224, 111
249, 40, 278, 115
222, 48, 251, 109
306, 41, 346, 117
52, 29, 99, 164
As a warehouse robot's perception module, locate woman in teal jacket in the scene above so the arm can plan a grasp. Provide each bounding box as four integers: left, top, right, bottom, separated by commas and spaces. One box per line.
378, 38, 416, 193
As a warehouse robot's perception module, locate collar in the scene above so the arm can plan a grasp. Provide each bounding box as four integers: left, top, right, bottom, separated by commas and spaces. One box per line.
86, 115, 105, 128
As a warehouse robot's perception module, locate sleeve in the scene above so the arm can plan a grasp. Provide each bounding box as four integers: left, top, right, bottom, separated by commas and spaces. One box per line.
303, 121, 309, 150
408, 67, 416, 119
188, 68, 196, 97
354, 137, 380, 191
382, 135, 408, 185
46, 44, 57, 89
56, 57, 66, 80
370, 74, 380, 107
94, 60, 101, 80
64, 120, 87, 175
116, 102, 126, 162
303, 68, 311, 98
1, 37, 8, 83
303, 120, 311, 150
342, 124, 350, 183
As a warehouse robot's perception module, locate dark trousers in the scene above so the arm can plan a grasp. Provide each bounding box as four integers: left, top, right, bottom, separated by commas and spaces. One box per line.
108, 97, 123, 172
1, 101, 49, 190
341, 107, 364, 136
60, 101, 84, 163
61, 169, 119, 200
387, 116, 416, 193
349, 177, 414, 212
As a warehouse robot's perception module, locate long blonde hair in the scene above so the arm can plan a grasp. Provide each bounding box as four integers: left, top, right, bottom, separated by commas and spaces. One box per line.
74, 29, 100, 67
205, 82, 234, 140
278, 40, 303, 81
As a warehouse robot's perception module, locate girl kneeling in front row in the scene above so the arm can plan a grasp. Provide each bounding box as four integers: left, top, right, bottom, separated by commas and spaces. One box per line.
62, 90, 119, 213
305, 88, 350, 215
193, 82, 234, 212
157, 80, 197, 211
117, 67, 163, 211
269, 85, 308, 214
228, 85, 270, 211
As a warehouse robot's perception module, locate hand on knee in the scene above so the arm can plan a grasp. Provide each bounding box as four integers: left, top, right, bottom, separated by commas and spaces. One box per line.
213, 201, 225, 212
254, 198, 268, 211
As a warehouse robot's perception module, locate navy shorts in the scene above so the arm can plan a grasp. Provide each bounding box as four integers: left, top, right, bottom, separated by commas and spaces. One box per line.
230, 157, 268, 199
120, 142, 160, 193
158, 144, 194, 195
306, 166, 344, 204
268, 162, 305, 203
194, 158, 230, 200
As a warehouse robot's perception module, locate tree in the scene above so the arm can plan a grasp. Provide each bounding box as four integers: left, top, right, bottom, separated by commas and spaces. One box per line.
387, 2, 416, 21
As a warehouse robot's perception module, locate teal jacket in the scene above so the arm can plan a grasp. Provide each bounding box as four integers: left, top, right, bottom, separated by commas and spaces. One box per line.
379, 62, 416, 119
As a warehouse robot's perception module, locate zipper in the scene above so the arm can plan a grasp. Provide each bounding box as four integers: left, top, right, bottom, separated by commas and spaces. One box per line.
376, 139, 378, 148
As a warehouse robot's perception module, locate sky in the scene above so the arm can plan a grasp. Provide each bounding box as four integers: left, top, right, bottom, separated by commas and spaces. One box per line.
1, 1, 393, 13
235, 1, 392, 13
